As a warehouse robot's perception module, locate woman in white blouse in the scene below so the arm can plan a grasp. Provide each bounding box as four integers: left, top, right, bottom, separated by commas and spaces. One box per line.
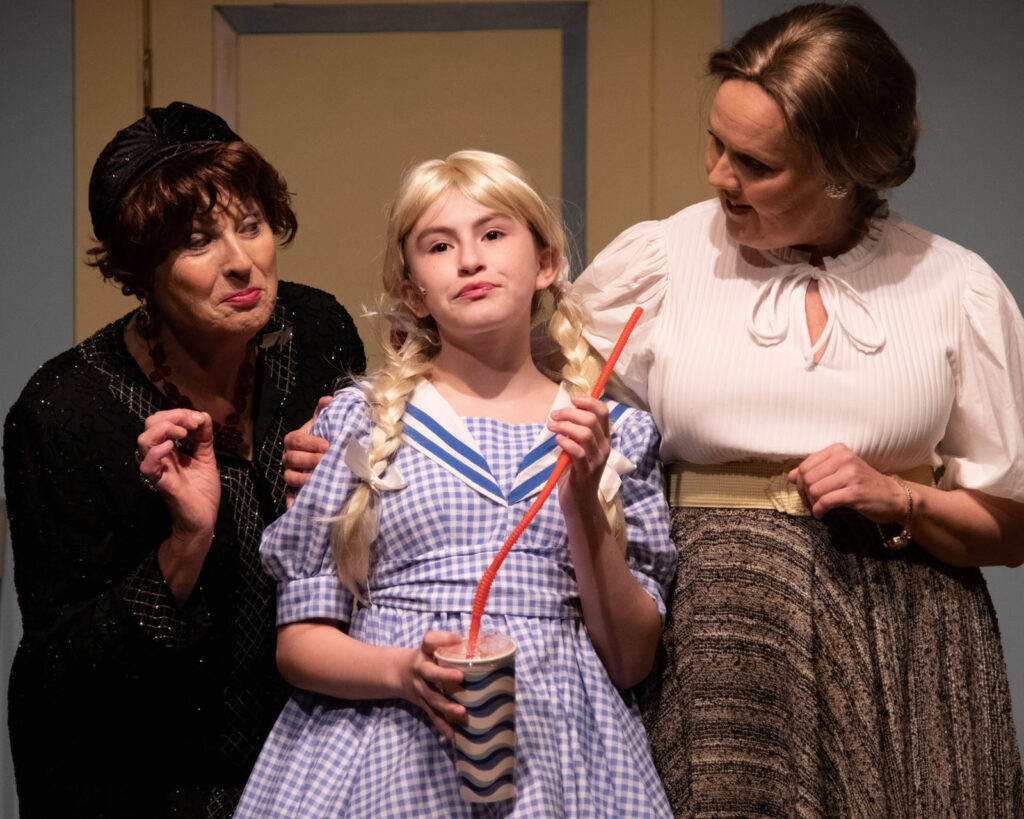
574, 4, 1024, 816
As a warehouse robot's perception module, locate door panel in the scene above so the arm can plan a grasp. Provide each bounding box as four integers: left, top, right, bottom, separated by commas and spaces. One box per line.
232, 27, 561, 362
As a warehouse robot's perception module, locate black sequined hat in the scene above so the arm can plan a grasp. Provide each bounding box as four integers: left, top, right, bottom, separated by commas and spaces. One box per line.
88, 101, 241, 240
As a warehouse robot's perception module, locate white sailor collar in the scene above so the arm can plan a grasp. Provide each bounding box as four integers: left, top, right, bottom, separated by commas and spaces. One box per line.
402, 380, 636, 507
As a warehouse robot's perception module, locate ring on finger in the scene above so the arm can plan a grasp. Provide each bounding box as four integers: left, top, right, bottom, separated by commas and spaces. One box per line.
139, 470, 161, 492
135, 448, 160, 491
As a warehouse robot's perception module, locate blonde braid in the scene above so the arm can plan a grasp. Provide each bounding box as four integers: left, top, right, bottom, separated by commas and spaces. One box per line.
547, 288, 628, 553
330, 320, 437, 595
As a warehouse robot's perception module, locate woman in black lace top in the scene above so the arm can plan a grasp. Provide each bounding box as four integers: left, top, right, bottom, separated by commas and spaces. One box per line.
2, 102, 365, 818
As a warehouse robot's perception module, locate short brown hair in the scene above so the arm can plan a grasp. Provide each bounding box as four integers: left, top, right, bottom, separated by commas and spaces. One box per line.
87, 141, 298, 299
708, 3, 917, 214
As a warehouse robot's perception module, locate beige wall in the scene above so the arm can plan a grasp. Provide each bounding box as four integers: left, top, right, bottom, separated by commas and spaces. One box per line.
76, 0, 719, 345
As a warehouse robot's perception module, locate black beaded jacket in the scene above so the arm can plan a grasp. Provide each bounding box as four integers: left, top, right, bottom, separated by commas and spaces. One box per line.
3, 282, 365, 818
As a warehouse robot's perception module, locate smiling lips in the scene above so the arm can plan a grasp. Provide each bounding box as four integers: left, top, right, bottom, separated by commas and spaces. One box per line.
223, 287, 263, 306
457, 282, 495, 299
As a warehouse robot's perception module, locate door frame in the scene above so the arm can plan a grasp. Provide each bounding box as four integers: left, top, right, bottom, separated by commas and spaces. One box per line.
213, 2, 589, 271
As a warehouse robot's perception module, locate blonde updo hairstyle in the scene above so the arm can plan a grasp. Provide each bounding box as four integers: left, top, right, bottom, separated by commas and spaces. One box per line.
708, 2, 918, 221
331, 150, 624, 595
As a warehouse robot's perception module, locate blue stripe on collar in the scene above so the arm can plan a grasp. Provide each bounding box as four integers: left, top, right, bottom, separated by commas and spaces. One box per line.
506, 397, 634, 505
507, 467, 554, 505
403, 418, 505, 506
405, 403, 490, 472
517, 434, 560, 471
401, 381, 636, 508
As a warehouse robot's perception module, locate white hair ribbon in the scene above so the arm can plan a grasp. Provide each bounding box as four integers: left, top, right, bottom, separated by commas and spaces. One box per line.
343, 437, 406, 546
598, 448, 636, 504
343, 437, 406, 494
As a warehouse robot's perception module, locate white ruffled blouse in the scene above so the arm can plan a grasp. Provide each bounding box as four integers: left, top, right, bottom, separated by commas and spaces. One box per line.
572, 198, 1024, 501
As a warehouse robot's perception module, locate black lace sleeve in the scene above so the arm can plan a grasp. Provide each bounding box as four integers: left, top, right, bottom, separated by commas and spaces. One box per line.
3, 351, 212, 678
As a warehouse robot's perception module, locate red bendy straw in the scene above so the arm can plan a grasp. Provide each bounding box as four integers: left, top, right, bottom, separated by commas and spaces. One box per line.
466, 306, 644, 655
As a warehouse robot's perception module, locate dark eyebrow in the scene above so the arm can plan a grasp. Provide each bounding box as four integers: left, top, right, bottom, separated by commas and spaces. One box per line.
738, 151, 772, 167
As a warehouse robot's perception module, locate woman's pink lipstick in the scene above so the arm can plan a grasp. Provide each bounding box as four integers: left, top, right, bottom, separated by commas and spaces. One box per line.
223, 287, 263, 306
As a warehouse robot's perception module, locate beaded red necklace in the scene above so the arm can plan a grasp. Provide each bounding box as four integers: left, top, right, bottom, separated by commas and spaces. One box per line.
137, 308, 255, 454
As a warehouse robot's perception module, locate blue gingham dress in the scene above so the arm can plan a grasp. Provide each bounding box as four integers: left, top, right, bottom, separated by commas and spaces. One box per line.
236, 382, 675, 818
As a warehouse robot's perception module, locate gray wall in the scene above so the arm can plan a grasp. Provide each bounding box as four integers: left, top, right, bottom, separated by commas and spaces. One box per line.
1, 0, 1021, 812
0, 7, 75, 468
0, 1, 74, 814
725, 0, 1024, 764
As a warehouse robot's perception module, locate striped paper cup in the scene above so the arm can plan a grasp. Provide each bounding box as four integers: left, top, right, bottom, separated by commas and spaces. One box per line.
436, 634, 516, 803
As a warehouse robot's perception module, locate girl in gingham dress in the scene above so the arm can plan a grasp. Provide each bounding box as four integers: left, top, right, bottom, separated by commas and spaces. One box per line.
236, 151, 675, 817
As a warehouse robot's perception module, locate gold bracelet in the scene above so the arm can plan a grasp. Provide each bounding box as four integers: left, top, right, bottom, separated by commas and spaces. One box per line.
876, 474, 913, 550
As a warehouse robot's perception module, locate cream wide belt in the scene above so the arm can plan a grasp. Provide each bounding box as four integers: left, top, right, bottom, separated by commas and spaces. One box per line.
665, 461, 935, 516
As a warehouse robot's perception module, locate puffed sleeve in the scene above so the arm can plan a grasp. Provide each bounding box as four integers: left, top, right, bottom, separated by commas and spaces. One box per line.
614, 409, 676, 617
937, 255, 1024, 500
571, 220, 670, 409
260, 386, 371, 626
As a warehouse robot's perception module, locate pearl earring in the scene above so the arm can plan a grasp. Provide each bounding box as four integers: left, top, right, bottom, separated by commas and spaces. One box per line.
824, 182, 849, 199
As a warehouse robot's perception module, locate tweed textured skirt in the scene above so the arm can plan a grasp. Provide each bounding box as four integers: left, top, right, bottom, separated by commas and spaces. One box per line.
640, 506, 1023, 818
